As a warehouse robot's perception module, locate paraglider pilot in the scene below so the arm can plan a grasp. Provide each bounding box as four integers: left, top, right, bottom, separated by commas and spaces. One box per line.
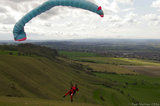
63, 83, 79, 102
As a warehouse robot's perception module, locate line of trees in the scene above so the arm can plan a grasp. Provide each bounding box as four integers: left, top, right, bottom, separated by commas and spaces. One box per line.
0, 43, 58, 59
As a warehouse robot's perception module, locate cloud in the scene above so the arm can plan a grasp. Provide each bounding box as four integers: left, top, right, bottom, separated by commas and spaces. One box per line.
152, 0, 160, 9
116, 0, 134, 5
5, 0, 33, 2
0, 0, 43, 13
0, 13, 16, 25
38, 6, 75, 20
94, 0, 134, 14
123, 12, 139, 24
142, 14, 160, 25
103, 12, 139, 29
0, 7, 7, 13
94, 0, 120, 13
122, 8, 134, 12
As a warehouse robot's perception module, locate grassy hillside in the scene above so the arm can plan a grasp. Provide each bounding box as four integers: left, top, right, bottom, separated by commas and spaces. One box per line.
0, 54, 129, 105
0, 55, 100, 102
95, 73, 160, 104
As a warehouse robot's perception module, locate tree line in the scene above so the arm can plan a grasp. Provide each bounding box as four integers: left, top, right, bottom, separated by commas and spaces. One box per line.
0, 43, 58, 59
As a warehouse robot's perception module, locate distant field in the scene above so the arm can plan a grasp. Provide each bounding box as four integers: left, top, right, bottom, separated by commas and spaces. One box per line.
60, 51, 160, 76
124, 66, 160, 77
59, 51, 99, 58
78, 62, 136, 74
78, 57, 160, 76
60, 51, 158, 65
117, 58, 160, 66
75, 57, 160, 66
59, 57, 135, 75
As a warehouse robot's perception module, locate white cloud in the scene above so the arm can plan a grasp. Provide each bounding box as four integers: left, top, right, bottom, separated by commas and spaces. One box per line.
123, 12, 139, 25
110, 0, 120, 13
0, 7, 7, 13
122, 8, 134, 12
94, 0, 120, 13
152, 0, 160, 9
142, 14, 160, 25
0, 11, 16, 25
116, 0, 134, 5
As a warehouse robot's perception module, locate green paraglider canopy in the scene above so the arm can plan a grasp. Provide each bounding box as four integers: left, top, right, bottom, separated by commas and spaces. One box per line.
13, 0, 104, 41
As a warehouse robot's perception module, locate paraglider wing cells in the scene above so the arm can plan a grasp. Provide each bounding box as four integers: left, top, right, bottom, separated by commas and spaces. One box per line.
13, 0, 104, 41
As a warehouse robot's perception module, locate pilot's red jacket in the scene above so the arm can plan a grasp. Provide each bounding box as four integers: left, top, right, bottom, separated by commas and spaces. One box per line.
64, 86, 79, 101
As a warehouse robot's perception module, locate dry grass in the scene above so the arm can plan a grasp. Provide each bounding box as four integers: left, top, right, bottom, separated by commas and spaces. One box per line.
58, 57, 136, 75
79, 62, 136, 75
124, 66, 160, 77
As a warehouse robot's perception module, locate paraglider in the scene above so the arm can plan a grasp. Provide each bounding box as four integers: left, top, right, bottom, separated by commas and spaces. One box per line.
13, 0, 104, 41
63, 83, 79, 102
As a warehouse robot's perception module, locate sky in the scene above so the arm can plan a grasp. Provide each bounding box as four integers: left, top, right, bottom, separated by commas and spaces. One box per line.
0, 0, 160, 40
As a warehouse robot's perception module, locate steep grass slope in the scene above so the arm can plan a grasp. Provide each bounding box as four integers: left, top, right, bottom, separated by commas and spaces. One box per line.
0, 54, 130, 106
0, 55, 101, 102
95, 73, 160, 104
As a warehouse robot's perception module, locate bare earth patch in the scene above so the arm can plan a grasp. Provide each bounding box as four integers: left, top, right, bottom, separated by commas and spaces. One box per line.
124, 66, 160, 77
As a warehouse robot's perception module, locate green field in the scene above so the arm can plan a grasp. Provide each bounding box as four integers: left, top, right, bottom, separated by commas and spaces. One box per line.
59, 51, 99, 58
59, 51, 160, 66
74, 57, 160, 66
0, 50, 18, 55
